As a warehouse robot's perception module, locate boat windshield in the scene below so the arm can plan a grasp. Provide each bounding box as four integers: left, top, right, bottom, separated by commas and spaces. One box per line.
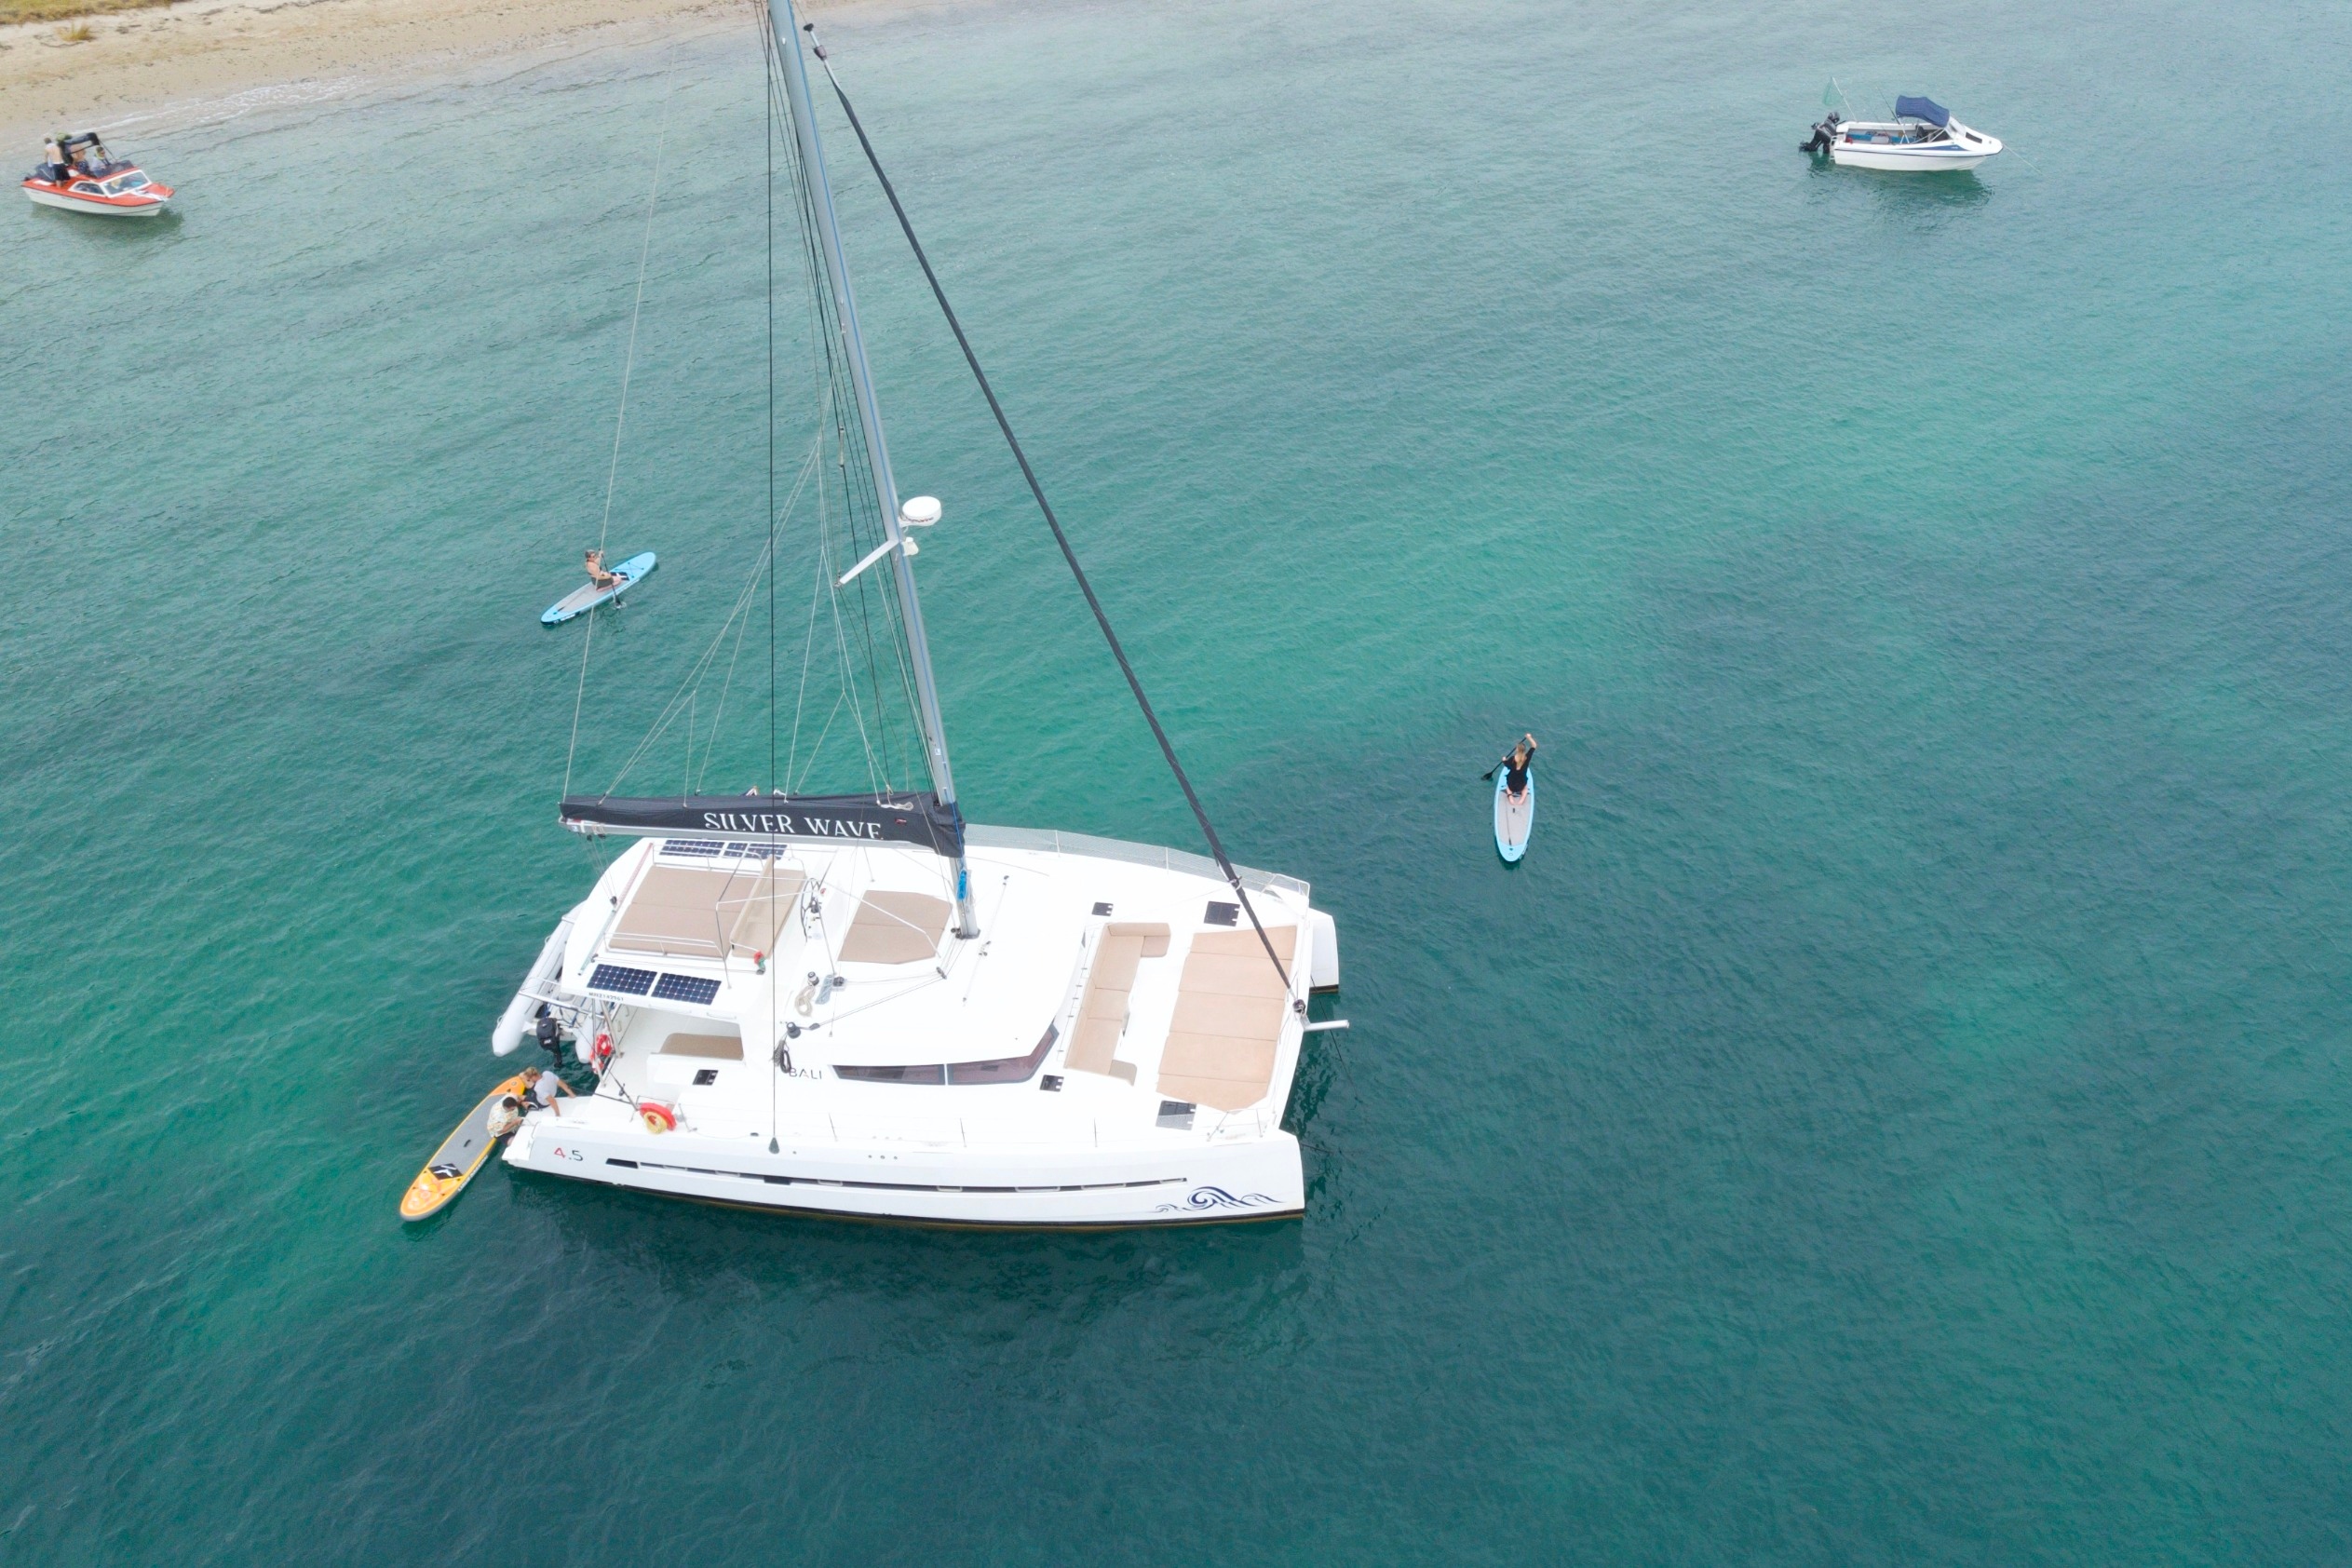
116, 173, 150, 190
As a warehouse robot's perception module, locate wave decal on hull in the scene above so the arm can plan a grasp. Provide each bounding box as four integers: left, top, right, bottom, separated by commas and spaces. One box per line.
1156, 1185, 1280, 1213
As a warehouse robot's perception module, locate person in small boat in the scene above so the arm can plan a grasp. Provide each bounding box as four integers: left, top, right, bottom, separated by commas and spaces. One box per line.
522, 1065, 574, 1117
584, 547, 622, 590
1500, 734, 1537, 800
41, 138, 64, 181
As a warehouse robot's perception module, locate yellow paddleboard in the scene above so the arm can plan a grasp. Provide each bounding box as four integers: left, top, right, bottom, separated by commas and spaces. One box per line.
400, 1075, 529, 1222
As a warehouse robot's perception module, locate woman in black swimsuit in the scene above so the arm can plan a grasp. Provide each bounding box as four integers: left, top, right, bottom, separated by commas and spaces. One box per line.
1501, 734, 1536, 799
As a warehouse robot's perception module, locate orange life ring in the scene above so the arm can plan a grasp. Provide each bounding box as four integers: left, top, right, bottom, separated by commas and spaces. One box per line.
639, 1101, 677, 1133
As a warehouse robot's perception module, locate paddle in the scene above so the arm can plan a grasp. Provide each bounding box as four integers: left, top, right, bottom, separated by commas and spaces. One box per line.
1482, 737, 1538, 782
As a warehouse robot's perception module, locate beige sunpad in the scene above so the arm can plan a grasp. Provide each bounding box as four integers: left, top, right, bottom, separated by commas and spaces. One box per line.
1156, 925, 1298, 1112
1065, 923, 1170, 1085
611, 863, 805, 960
836, 889, 953, 965
656, 1032, 743, 1061
718, 868, 804, 958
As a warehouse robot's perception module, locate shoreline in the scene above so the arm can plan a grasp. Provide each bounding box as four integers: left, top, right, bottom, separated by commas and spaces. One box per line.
0, 0, 837, 149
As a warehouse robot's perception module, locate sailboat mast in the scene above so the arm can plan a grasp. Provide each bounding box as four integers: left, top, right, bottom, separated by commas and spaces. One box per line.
767, 0, 976, 936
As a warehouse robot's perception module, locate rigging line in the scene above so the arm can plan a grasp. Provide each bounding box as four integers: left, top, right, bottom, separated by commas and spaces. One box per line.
811, 321, 889, 794
767, 23, 901, 801
793, 689, 849, 795
838, 378, 927, 790
683, 541, 773, 791
819, 292, 920, 791
808, 181, 901, 793
564, 35, 683, 802
602, 532, 777, 796
786, 78, 892, 797
775, 43, 834, 796
777, 37, 901, 794
761, 0, 782, 1154
832, 395, 893, 785
787, 483, 828, 786
604, 522, 773, 792
808, 36, 1294, 989
684, 514, 778, 791
767, 0, 778, 808
819, 448, 888, 796
706, 436, 823, 791
603, 422, 818, 796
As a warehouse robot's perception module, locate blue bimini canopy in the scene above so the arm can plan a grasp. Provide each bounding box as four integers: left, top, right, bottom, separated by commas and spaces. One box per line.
1895, 95, 1950, 127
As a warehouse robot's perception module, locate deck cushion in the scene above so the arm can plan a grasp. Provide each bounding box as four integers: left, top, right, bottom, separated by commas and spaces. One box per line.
722, 869, 805, 957
1065, 923, 1170, 1082
1155, 926, 1297, 1112
836, 890, 953, 965
612, 864, 805, 960
657, 1032, 743, 1061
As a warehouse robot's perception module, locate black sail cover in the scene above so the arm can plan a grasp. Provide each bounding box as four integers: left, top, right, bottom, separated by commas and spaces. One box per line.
560, 791, 965, 856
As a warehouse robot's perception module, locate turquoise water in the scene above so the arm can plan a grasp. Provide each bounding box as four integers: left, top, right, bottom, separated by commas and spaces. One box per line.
8, 0, 2352, 1558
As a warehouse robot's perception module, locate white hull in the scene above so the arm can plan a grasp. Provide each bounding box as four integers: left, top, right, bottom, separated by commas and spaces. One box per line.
1830, 144, 1993, 172
507, 1116, 1304, 1226
1825, 113, 2001, 173
24, 186, 168, 217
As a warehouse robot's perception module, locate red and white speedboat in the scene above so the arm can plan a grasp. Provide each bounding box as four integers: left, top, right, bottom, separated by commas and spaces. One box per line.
23, 131, 172, 218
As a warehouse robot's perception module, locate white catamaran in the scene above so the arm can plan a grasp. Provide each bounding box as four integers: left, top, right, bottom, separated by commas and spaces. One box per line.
488, 0, 1341, 1226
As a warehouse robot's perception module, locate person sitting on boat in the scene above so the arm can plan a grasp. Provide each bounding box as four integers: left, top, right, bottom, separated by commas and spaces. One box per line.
584, 547, 620, 590
1500, 734, 1537, 800
486, 1092, 526, 1139
522, 1065, 574, 1117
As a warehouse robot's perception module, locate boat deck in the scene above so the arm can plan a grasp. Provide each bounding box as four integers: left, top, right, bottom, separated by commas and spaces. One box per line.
529, 831, 1323, 1156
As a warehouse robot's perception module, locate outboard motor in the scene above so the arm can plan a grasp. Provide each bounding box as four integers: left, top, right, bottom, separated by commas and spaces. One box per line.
534, 1010, 565, 1061
1802, 114, 1841, 155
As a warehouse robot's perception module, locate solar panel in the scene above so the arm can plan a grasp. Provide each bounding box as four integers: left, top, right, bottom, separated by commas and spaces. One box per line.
654, 973, 722, 1006
588, 964, 656, 995
663, 839, 785, 861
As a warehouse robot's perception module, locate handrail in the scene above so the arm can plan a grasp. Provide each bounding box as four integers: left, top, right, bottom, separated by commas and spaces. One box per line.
965, 824, 1309, 899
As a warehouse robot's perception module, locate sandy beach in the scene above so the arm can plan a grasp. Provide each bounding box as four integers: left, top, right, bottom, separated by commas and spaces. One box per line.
0, 0, 756, 147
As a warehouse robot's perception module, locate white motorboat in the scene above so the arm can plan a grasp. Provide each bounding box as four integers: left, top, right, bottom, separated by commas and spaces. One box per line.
487, 0, 1343, 1227
1803, 96, 2001, 171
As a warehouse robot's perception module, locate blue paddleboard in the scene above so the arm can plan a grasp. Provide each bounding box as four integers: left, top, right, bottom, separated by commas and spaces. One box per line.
542, 551, 656, 626
1494, 764, 1534, 863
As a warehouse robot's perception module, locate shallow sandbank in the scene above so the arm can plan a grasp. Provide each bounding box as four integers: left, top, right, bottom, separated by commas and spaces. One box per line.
0, 0, 885, 149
